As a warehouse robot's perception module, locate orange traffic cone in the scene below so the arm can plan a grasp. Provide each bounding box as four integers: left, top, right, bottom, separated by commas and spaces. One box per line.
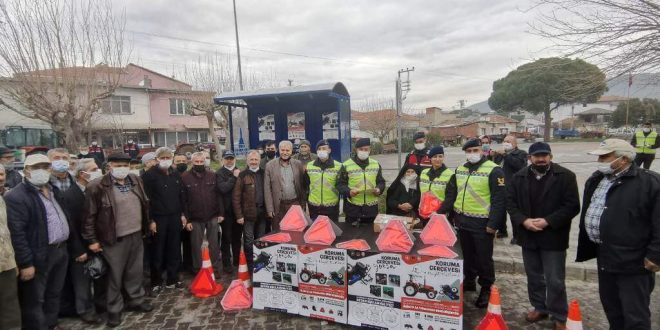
238, 248, 252, 294
190, 247, 224, 298
566, 300, 583, 330
475, 285, 508, 330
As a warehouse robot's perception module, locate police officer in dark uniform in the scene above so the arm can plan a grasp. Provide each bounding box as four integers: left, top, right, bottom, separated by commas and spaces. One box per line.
123, 139, 140, 160
404, 132, 431, 173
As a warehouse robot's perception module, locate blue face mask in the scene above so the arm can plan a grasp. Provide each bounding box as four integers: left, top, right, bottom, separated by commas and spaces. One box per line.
52, 159, 70, 173
482, 144, 491, 151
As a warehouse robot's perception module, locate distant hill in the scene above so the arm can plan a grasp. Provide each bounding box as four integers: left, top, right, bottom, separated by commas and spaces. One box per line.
468, 72, 660, 114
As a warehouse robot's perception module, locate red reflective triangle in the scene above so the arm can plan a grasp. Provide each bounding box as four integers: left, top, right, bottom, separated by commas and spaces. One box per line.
417, 245, 458, 258
221, 279, 253, 311
260, 232, 292, 243
420, 213, 457, 246
335, 239, 371, 251
376, 219, 414, 253
304, 216, 337, 245
279, 205, 309, 231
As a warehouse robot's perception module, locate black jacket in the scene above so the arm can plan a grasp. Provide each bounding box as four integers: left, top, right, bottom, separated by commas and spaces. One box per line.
61, 182, 88, 259
215, 167, 237, 218
141, 166, 184, 217
495, 148, 528, 183
507, 163, 580, 250
5, 168, 22, 189
5, 182, 70, 269
576, 165, 660, 273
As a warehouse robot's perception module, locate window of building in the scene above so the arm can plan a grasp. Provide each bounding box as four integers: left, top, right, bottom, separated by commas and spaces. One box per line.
169, 98, 189, 115
102, 96, 131, 114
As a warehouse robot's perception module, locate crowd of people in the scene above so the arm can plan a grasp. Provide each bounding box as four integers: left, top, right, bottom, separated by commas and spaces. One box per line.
0, 124, 657, 329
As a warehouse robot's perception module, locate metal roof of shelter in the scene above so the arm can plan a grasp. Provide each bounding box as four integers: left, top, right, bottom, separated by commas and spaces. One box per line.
214, 82, 349, 104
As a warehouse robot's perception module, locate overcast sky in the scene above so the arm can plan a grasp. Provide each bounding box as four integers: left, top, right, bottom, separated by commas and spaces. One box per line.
117, 0, 557, 113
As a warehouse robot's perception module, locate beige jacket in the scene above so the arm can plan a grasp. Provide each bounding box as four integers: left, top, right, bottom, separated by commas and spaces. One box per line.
264, 158, 306, 215
0, 196, 17, 272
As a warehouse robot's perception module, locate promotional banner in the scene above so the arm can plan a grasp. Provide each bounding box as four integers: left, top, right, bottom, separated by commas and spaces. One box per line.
287, 112, 306, 139
297, 245, 348, 323
258, 114, 276, 141
322, 111, 339, 139
253, 238, 301, 315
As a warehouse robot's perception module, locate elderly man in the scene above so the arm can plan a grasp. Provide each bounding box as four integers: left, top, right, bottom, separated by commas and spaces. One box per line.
182, 152, 224, 274
493, 135, 528, 240
233, 150, 267, 271
60, 158, 104, 324
404, 131, 431, 173
48, 148, 76, 193
0, 194, 21, 329
83, 152, 153, 327
0, 164, 7, 196
264, 140, 306, 232
216, 150, 241, 272
6, 154, 70, 329
337, 138, 386, 227
576, 139, 660, 330
260, 140, 277, 169
293, 139, 317, 165
0, 147, 22, 188
507, 142, 580, 329
140, 152, 158, 176
142, 147, 186, 293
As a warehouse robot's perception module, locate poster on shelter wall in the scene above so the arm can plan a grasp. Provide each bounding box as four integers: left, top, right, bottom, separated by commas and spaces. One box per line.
258, 114, 276, 141
322, 112, 339, 140
287, 112, 306, 139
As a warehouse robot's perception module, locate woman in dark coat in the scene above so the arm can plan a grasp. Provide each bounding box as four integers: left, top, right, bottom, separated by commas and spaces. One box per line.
386, 164, 420, 218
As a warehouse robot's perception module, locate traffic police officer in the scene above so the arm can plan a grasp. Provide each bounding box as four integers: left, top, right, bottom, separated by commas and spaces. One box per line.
304, 140, 342, 221
444, 138, 506, 308
631, 122, 658, 169
337, 138, 386, 227
419, 146, 455, 218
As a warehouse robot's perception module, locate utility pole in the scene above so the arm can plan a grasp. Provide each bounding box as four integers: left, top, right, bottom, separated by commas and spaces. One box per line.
396, 67, 414, 168
232, 0, 244, 91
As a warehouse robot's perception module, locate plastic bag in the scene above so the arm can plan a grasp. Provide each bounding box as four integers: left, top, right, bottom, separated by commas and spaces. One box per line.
83, 254, 107, 279
418, 191, 442, 219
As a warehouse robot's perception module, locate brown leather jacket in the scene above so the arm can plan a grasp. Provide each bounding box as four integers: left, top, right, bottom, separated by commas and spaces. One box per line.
82, 173, 150, 246
233, 169, 263, 220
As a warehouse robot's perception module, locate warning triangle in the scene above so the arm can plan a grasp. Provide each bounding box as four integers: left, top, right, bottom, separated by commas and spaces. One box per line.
336, 239, 371, 251
418, 191, 442, 219
420, 213, 457, 246
220, 279, 253, 311
260, 232, 292, 243
304, 215, 343, 245
279, 205, 310, 232
417, 245, 458, 258
376, 219, 415, 253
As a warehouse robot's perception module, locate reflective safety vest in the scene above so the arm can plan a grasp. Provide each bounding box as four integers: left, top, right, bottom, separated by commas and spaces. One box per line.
454, 161, 497, 219
419, 167, 454, 202
343, 158, 380, 206
307, 160, 342, 207
635, 131, 657, 154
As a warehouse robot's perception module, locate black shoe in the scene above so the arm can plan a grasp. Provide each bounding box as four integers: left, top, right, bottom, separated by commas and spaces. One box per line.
496, 231, 508, 239
107, 312, 122, 328
475, 287, 491, 308
165, 281, 185, 289
223, 264, 234, 274
128, 302, 153, 313
80, 311, 103, 324
463, 282, 477, 292
509, 237, 517, 245
151, 285, 163, 296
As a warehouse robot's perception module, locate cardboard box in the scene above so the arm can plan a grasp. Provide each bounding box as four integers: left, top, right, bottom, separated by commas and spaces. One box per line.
347, 251, 406, 328
373, 214, 415, 233
297, 245, 348, 323
252, 231, 305, 314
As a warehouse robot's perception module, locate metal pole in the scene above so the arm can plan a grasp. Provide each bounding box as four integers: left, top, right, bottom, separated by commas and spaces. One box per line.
396, 78, 402, 169
232, 0, 244, 91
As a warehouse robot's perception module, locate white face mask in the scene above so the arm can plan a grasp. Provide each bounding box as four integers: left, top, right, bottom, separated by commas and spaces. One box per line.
258, 150, 264, 155
357, 150, 370, 160
51, 159, 70, 173
466, 153, 482, 164
111, 167, 130, 180
224, 165, 235, 171
27, 169, 51, 186
405, 173, 417, 181
317, 150, 329, 160
502, 142, 513, 151
643, 128, 651, 133
249, 166, 259, 172
205, 159, 211, 167
128, 169, 141, 176
159, 159, 173, 169
597, 156, 622, 175
414, 143, 425, 151
80, 150, 89, 156
86, 170, 103, 181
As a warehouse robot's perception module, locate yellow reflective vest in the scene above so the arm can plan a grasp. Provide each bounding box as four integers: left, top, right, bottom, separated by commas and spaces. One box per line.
307, 160, 341, 207
635, 131, 658, 154
419, 167, 454, 202
454, 161, 497, 218
343, 158, 380, 206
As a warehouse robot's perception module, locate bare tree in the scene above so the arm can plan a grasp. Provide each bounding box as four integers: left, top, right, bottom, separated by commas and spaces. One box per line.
530, 0, 660, 77
356, 96, 398, 144
0, 0, 129, 151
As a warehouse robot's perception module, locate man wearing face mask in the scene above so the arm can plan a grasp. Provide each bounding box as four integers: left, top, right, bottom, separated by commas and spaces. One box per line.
123, 139, 140, 160
303, 140, 342, 221
216, 150, 242, 272
77, 145, 95, 161
87, 141, 105, 168
5, 154, 71, 329
181, 152, 224, 275
260, 140, 277, 169
293, 139, 317, 165
442, 138, 506, 308
60, 158, 104, 324
507, 142, 580, 329
233, 150, 267, 271
48, 148, 76, 193
141, 147, 186, 294
173, 154, 189, 174
0, 147, 23, 189
404, 132, 432, 173
264, 140, 306, 231
337, 138, 386, 227
492, 135, 528, 241
630, 122, 658, 170
83, 152, 152, 327
576, 139, 660, 330
140, 152, 158, 176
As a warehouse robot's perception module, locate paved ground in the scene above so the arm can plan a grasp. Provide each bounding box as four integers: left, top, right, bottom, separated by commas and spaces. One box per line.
59, 270, 660, 329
